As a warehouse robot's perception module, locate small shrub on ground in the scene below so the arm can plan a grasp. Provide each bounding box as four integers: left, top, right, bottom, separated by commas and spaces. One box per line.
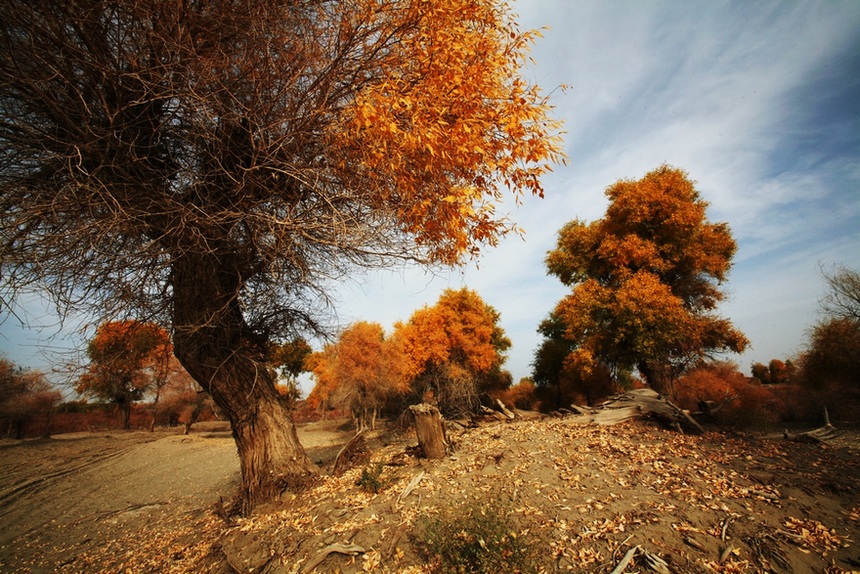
358, 463, 385, 493
415, 498, 544, 574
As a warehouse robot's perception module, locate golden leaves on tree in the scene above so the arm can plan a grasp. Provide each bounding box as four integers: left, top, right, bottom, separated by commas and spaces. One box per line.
545, 166, 748, 395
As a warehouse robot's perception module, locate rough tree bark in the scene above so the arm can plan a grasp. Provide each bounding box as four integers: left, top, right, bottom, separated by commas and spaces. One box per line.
171, 254, 317, 511
409, 403, 448, 459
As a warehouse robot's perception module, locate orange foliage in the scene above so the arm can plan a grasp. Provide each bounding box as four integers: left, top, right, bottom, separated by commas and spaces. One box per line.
305, 347, 340, 412
492, 378, 540, 411
306, 322, 408, 429
675, 361, 785, 427
546, 166, 748, 396
396, 288, 511, 416
77, 321, 171, 429
330, 0, 566, 263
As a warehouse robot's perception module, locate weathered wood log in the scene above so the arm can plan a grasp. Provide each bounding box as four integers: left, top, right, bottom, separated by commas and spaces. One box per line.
396, 470, 425, 507
332, 431, 368, 476
570, 389, 704, 434
495, 399, 516, 420
783, 407, 841, 443
409, 403, 448, 459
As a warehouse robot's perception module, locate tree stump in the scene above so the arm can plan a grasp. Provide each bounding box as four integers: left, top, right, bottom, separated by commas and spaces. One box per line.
409, 403, 448, 459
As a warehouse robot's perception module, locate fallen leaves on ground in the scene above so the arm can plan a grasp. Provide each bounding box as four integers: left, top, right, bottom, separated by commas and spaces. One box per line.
8, 417, 860, 573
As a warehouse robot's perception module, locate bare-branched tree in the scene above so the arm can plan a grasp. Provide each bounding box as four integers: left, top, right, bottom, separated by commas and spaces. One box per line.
0, 0, 564, 509
820, 264, 860, 322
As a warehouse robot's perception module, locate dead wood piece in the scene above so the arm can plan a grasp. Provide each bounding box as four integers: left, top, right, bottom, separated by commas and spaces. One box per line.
641, 549, 670, 574
591, 389, 704, 434
332, 431, 368, 476
684, 536, 707, 552
396, 471, 425, 507
783, 424, 841, 444
609, 545, 639, 574
719, 545, 737, 564
591, 406, 642, 427
513, 409, 544, 421
784, 407, 841, 443
478, 405, 508, 422
720, 517, 732, 542
302, 543, 365, 573
495, 399, 516, 420
569, 404, 595, 416
409, 404, 448, 459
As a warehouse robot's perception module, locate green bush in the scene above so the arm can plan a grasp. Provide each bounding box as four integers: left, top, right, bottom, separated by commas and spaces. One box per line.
358, 463, 385, 493
415, 498, 542, 574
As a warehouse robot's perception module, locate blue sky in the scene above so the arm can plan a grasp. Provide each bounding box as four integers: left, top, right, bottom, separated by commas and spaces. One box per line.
2, 0, 859, 394
332, 0, 860, 387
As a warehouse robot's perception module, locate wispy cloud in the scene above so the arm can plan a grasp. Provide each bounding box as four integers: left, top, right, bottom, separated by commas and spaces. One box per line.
2, 1, 859, 389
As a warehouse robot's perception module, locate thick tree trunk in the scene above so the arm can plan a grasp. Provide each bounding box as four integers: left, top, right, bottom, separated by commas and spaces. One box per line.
120, 402, 131, 430
638, 361, 675, 398
171, 254, 317, 512
175, 331, 318, 511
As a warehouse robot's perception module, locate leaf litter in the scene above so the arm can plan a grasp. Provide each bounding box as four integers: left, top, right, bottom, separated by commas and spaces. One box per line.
1, 417, 858, 573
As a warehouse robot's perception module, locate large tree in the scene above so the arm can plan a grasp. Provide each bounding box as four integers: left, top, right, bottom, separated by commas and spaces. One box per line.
0, 0, 563, 508
545, 166, 748, 397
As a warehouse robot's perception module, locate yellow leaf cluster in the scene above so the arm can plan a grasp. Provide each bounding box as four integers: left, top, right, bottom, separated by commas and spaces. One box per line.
546, 166, 748, 389
328, 0, 565, 264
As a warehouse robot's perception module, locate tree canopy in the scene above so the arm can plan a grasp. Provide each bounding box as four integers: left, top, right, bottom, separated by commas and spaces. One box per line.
307, 288, 512, 420
545, 166, 748, 396
76, 320, 171, 429
0, 358, 60, 439
396, 288, 512, 416
0, 0, 563, 508
306, 321, 407, 430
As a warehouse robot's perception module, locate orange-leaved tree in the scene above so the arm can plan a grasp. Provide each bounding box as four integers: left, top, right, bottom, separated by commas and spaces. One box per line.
532, 311, 618, 409
337, 322, 408, 430
0, 0, 563, 509
396, 288, 512, 417
307, 322, 408, 429
268, 338, 313, 407
675, 360, 785, 426
77, 321, 171, 430
545, 166, 748, 398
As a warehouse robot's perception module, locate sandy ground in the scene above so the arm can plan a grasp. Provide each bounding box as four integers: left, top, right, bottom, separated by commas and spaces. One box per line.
0, 420, 350, 573
0, 417, 858, 573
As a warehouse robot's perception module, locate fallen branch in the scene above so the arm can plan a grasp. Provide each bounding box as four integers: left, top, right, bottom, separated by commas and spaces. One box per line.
495, 399, 516, 420
610, 545, 639, 574
333, 431, 367, 476
783, 409, 841, 444
641, 549, 670, 574
719, 545, 737, 564
396, 471, 425, 507
571, 389, 704, 434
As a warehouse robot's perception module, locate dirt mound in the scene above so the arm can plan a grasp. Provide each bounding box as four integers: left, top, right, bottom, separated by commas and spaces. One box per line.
1, 418, 859, 573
